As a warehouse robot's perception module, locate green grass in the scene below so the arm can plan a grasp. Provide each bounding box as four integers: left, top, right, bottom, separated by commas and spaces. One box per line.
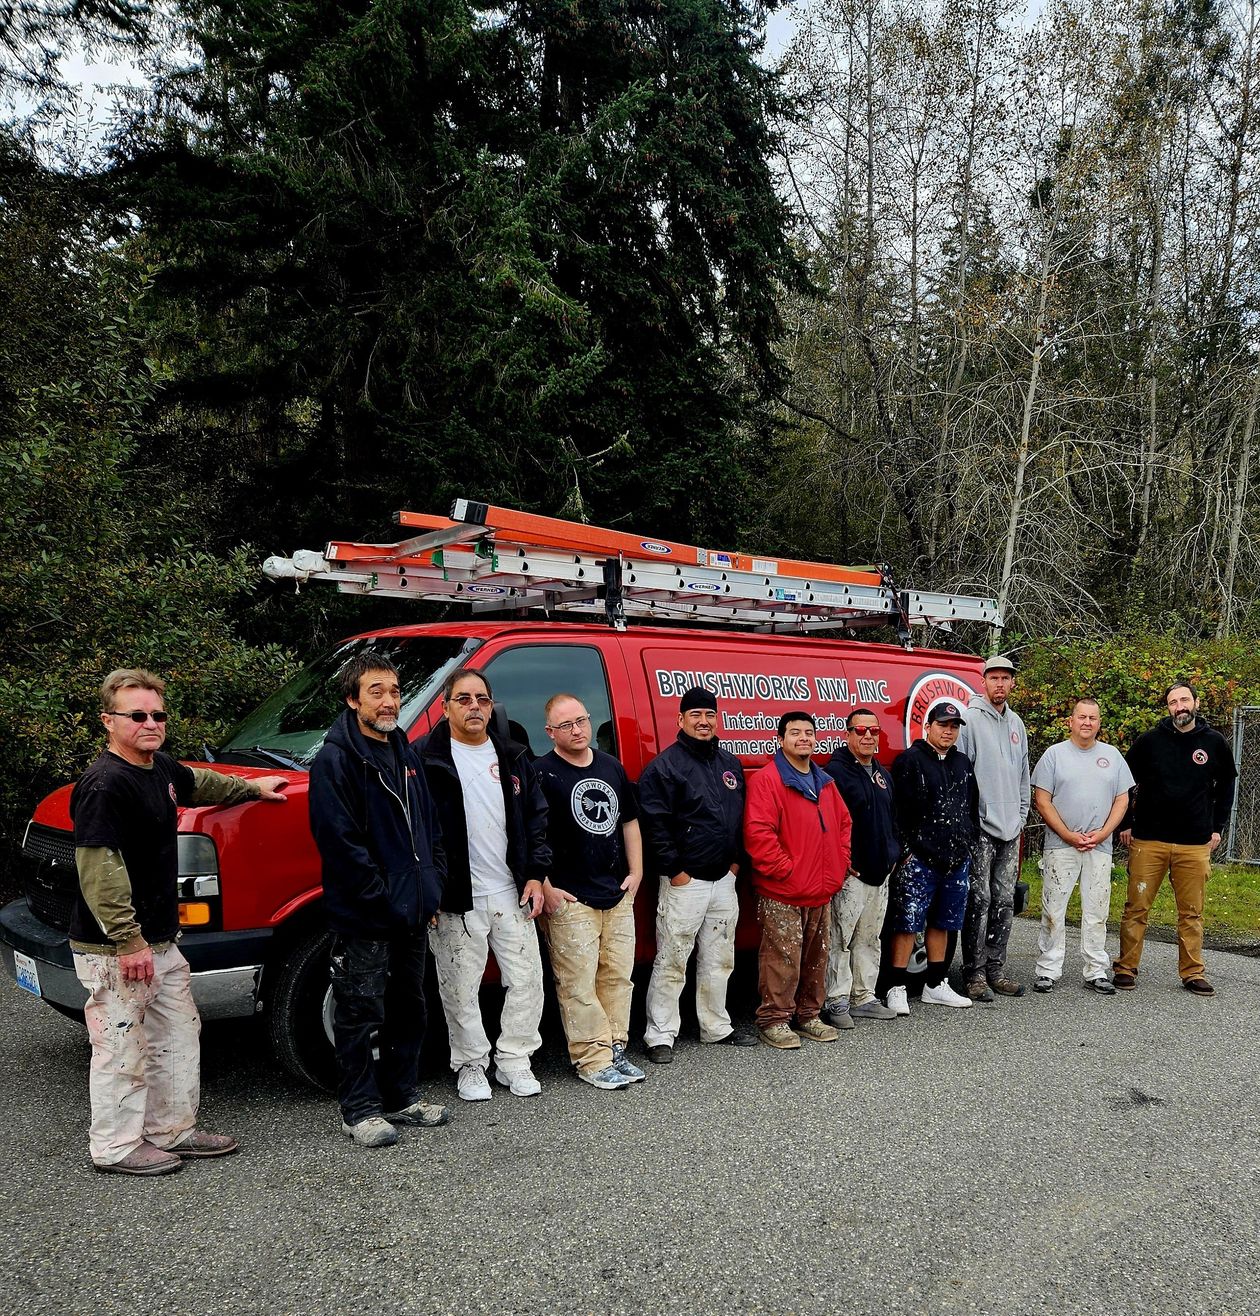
1019, 856, 1260, 941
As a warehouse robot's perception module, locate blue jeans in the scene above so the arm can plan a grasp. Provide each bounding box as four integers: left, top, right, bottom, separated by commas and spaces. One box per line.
330, 929, 429, 1125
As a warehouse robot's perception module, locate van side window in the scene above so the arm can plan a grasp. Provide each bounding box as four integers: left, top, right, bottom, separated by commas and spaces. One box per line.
482, 646, 615, 760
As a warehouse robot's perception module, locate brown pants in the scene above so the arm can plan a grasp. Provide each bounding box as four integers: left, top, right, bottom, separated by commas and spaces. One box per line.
1115, 839, 1211, 981
541, 895, 635, 1075
755, 896, 829, 1029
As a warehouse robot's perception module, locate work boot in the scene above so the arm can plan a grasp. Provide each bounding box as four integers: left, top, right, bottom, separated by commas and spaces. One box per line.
793, 1017, 840, 1042
758, 1024, 802, 1050
168, 1130, 239, 1158
646, 1044, 674, 1065
988, 974, 1025, 997
712, 1028, 759, 1047
383, 1099, 451, 1127
94, 1142, 183, 1176
966, 977, 995, 1003
341, 1116, 400, 1148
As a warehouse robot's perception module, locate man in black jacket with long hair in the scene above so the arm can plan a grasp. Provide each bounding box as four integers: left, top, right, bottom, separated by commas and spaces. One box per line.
309, 652, 450, 1149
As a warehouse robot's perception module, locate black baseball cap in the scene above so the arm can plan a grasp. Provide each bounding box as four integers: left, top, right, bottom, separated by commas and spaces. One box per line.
927, 701, 967, 725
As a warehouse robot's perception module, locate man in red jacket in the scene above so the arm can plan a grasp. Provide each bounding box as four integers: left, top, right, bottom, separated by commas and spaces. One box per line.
744, 711, 852, 1049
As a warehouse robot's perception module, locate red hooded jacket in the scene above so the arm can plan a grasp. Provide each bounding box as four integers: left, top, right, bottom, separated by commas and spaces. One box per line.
744, 753, 851, 908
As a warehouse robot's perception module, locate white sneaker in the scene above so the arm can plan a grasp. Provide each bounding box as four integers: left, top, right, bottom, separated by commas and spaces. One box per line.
457, 1063, 492, 1101
494, 1066, 542, 1098
885, 985, 910, 1016
921, 979, 973, 1009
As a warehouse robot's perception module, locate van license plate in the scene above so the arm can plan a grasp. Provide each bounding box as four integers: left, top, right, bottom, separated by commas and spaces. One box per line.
14, 951, 41, 997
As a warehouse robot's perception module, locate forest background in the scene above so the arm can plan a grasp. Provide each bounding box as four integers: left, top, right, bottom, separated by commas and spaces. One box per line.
3, 0, 1260, 876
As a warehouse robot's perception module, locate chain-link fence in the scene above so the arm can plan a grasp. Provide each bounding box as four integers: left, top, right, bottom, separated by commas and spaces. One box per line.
1227, 707, 1260, 864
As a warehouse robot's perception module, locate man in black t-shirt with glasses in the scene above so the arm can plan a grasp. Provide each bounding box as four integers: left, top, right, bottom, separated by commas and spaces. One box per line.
536, 694, 645, 1090
70, 668, 288, 1176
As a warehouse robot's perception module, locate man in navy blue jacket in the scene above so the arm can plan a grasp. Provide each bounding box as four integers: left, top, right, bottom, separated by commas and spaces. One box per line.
822, 708, 901, 1027
309, 653, 450, 1149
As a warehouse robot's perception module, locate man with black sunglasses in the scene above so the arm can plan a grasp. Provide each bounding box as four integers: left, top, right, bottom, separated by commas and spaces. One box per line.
70, 668, 288, 1176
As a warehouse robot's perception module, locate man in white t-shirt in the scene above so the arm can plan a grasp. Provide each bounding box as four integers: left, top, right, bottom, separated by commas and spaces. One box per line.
1031, 698, 1134, 994
420, 668, 551, 1101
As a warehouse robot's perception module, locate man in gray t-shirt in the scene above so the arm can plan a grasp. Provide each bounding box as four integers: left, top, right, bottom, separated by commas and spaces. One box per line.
1030, 698, 1135, 994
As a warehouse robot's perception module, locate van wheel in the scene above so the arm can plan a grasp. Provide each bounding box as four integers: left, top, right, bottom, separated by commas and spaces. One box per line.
267, 927, 338, 1091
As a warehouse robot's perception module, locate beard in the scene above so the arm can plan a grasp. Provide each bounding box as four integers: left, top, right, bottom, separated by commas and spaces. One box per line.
365, 715, 398, 735
1172, 709, 1194, 727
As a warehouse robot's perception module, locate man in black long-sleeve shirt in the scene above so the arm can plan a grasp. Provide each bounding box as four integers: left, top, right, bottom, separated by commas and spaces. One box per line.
1113, 682, 1237, 996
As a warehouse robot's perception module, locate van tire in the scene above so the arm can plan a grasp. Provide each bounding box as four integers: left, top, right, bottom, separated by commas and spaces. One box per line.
267, 926, 338, 1091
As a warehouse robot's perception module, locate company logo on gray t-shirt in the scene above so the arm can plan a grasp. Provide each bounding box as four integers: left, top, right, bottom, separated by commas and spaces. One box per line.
1031, 740, 1136, 854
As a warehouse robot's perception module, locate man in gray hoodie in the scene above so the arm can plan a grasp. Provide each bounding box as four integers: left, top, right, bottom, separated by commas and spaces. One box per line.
957, 655, 1030, 1000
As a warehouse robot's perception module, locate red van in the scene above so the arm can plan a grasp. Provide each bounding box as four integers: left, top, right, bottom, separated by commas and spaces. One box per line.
1, 621, 980, 1086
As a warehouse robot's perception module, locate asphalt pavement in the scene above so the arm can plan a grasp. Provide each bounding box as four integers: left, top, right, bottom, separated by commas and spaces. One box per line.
1, 920, 1257, 1316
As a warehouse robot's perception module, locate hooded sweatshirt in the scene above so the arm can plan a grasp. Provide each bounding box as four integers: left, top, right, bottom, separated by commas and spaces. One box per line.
1124, 715, 1236, 845
892, 739, 980, 871
957, 695, 1030, 842
744, 751, 851, 907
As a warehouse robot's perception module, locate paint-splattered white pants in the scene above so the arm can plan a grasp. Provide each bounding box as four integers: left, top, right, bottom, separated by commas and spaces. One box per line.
1035, 847, 1113, 981
643, 871, 738, 1046
825, 877, 889, 1008
73, 943, 200, 1166
429, 887, 544, 1073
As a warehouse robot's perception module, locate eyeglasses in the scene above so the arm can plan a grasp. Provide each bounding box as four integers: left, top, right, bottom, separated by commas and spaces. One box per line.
549, 715, 591, 733
108, 710, 169, 724
449, 693, 493, 708
848, 726, 879, 737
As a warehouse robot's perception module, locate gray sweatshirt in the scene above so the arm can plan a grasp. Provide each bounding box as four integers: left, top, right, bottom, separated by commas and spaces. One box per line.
957, 695, 1030, 842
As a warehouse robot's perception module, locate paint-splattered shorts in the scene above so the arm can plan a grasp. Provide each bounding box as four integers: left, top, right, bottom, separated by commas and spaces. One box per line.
888, 854, 971, 934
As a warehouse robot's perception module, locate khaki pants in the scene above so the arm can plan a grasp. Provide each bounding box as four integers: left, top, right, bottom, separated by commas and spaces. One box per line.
73, 943, 201, 1167
643, 871, 738, 1047
755, 896, 829, 1029
825, 878, 888, 1008
541, 895, 635, 1076
1115, 839, 1211, 981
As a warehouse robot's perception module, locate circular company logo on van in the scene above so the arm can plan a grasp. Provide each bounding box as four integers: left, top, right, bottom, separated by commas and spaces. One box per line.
571, 779, 619, 835
904, 671, 977, 744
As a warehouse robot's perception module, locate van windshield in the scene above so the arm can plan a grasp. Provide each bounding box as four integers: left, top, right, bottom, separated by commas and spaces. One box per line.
215, 635, 480, 768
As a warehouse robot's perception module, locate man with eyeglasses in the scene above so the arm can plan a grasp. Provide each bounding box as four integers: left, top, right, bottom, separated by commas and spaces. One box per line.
821, 709, 901, 1028
309, 653, 451, 1148
69, 668, 288, 1176
421, 667, 552, 1101
535, 694, 645, 1090
639, 686, 757, 1063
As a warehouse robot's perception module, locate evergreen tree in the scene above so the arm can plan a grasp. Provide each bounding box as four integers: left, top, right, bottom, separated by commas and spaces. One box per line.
111, 0, 804, 550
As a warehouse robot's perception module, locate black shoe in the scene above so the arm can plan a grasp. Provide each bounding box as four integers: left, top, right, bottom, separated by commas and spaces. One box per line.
1085, 978, 1117, 996
646, 1044, 674, 1064
713, 1028, 760, 1047
1112, 970, 1137, 990
1182, 978, 1216, 997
